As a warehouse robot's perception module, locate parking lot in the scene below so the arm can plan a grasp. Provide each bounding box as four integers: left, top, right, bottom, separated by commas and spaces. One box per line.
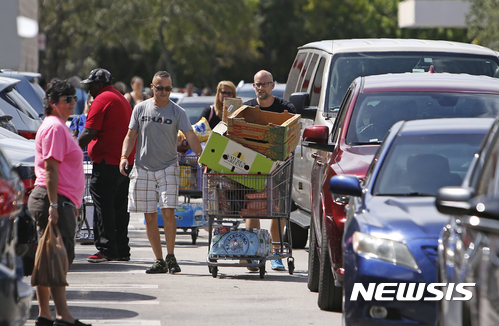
23, 213, 340, 326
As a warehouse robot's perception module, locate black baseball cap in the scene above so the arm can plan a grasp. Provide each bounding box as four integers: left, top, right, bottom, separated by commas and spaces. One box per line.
81, 68, 112, 84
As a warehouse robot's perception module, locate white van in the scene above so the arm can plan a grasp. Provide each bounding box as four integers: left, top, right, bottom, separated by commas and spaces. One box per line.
284, 39, 499, 248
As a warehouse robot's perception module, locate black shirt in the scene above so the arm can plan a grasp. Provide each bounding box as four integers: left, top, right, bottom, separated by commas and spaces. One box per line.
243, 97, 296, 114
199, 106, 221, 129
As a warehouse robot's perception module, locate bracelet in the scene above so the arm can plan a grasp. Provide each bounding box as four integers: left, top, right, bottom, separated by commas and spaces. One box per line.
50, 203, 58, 208
120, 156, 128, 161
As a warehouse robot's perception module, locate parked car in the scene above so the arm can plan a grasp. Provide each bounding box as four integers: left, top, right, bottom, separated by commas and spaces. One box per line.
435, 117, 499, 326
177, 96, 216, 124
0, 69, 44, 117
0, 76, 42, 139
0, 143, 33, 325
284, 38, 499, 248
177, 95, 252, 125
303, 72, 499, 311
329, 118, 493, 325
236, 80, 286, 99
0, 127, 38, 275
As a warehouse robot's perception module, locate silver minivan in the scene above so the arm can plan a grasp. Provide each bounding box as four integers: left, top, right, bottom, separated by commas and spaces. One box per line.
284, 39, 499, 248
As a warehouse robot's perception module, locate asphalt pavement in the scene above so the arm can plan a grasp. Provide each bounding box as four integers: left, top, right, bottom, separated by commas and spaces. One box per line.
23, 210, 341, 326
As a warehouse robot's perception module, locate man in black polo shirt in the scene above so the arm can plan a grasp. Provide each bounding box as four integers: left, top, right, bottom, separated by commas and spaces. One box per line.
243, 70, 296, 271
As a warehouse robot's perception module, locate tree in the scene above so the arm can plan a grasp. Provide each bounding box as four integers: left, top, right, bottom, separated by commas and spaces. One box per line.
467, 0, 499, 50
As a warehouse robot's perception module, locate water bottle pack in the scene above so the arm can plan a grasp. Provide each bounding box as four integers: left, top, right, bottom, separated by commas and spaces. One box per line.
209, 227, 271, 258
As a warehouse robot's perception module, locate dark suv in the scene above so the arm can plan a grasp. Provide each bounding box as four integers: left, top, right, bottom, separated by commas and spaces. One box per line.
436, 117, 499, 326
303, 72, 499, 311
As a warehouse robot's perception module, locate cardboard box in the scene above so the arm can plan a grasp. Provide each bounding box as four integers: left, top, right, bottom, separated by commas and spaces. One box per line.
227, 105, 301, 144
222, 98, 243, 123
227, 132, 299, 161
199, 123, 278, 190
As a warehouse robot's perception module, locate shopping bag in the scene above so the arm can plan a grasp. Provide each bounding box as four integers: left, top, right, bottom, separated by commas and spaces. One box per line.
31, 222, 69, 287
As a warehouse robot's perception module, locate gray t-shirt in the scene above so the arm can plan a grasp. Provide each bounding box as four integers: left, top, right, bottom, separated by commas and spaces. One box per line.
129, 98, 192, 171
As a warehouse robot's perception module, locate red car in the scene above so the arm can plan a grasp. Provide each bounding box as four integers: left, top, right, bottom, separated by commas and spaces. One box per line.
303, 72, 499, 311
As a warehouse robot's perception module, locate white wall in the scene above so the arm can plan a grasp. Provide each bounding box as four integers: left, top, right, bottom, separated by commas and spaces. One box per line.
398, 0, 471, 28
0, 0, 38, 72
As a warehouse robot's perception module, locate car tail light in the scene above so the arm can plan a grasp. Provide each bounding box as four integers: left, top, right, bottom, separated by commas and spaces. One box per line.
18, 130, 37, 139
0, 179, 19, 215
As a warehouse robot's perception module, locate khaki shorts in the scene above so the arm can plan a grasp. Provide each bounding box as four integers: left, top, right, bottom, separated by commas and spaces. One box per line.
128, 163, 180, 213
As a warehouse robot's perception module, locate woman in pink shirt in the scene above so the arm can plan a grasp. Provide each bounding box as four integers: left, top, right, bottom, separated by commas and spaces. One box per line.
27, 79, 89, 326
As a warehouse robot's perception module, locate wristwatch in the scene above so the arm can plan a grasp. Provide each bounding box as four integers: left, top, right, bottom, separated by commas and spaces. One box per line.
50, 203, 58, 208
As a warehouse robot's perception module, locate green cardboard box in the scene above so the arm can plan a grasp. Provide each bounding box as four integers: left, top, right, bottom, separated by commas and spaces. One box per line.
199, 123, 278, 190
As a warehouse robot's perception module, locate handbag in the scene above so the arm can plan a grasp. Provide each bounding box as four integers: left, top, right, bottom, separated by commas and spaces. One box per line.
31, 221, 69, 287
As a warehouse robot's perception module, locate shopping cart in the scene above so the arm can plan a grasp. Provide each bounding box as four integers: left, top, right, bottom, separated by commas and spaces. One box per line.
157, 154, 208, 244
202, 155, 294, 278
76, 151, 94, 244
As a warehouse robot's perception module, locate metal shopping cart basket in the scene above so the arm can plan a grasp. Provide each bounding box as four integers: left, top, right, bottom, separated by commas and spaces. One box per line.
76, 151, 94, 244
156, 154, 209, 244
202, 155, 294, 278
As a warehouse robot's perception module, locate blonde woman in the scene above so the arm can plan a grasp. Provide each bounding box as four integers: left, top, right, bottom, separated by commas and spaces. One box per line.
198, 81, 236, 129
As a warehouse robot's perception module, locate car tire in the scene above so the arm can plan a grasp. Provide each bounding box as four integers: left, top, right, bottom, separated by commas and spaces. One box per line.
283, 220, 309, 249
318, 216, 342, 312
307, 219, 320, 292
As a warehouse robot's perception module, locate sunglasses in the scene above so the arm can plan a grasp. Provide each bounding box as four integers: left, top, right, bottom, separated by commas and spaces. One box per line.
153, 84, 173, 92
220, 91, 233, 96
253, 82, 273, 88
62, 95, 77, 103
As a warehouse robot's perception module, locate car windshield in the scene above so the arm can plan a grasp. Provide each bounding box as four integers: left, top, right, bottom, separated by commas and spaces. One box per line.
373, 133, 486, 196
346, 92, 499, 145
328, 53, 499, 109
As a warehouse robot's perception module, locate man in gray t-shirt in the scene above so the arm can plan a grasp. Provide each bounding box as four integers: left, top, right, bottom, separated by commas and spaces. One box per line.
120, 71, 202, 274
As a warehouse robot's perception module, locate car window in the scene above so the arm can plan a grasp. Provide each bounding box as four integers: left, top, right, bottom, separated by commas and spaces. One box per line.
285, 52, 307, 98
0, 89, 37, 120
474, 125, 499, 197
297, 53, 313, 94
331, 84, 355, 144
373, 133, 486, 196
300, 54, 319, 93
310, 57, 325, 107
328, 52, 499, 109
346, 92, 499, 145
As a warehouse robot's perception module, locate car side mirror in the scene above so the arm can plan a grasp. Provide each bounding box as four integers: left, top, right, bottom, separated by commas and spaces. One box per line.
302, 126, 335, 151
435, 186, 472, 216
290, 92, 316, 120
329, 175, 362, 197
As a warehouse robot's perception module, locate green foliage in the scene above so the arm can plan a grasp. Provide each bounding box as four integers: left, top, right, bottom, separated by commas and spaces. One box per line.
467, 0, 499, 50
37, 0, 474, 91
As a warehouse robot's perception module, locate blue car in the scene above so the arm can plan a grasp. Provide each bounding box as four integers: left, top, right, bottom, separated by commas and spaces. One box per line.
329, 118, 493, 325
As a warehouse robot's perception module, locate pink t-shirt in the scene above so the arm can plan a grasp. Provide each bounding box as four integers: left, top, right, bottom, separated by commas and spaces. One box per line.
34, 115, 85, 207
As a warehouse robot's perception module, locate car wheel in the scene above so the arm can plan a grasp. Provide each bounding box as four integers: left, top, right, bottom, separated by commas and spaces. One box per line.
307, 219, 320, 292
318, 216, 342, 312
283, 220, 309, 249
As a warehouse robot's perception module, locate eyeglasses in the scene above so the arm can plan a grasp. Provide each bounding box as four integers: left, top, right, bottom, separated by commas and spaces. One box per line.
220, 91, 233, 96
152, 84, 173, 92
253, 82, 273, 88
62, 95, 77, 103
